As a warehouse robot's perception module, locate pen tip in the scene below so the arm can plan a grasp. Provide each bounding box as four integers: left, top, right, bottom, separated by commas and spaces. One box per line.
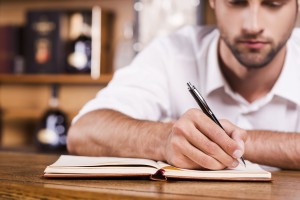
241, 157, 246, 167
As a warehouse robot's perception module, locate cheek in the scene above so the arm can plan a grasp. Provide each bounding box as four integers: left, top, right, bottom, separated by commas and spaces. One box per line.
263, 11, 297, 41
215, 11, 241, 41
215, 9, 242, 27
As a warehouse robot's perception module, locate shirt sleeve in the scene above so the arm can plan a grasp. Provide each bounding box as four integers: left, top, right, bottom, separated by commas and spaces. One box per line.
72, 37, 172, 123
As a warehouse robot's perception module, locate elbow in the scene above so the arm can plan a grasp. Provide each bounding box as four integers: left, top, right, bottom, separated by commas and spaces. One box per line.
66, 124, 80, 155
66, 110, 110, 156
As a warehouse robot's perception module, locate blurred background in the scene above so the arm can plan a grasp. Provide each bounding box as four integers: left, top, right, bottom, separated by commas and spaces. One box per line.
0, 0, 298, 154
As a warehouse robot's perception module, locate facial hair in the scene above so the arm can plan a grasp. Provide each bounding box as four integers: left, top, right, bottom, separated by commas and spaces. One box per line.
222, 35, 288, 69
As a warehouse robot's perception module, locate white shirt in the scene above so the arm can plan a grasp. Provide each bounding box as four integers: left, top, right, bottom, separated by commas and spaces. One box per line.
74, 26, 300, 132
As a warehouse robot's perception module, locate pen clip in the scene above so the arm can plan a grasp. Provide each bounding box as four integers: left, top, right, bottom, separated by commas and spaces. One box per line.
187, 82, 224, 129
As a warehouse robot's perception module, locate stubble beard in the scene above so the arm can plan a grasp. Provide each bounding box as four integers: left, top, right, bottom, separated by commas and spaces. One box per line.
222, 36, 287, 69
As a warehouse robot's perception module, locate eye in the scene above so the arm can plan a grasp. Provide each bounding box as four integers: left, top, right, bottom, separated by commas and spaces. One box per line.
262, 1, 284, 8
228, 0, 248, 6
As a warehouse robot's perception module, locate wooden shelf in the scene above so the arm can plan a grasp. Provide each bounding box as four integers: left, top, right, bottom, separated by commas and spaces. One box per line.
2, 108, 78, 122
3, 108, 42, 120
0, 74, 113, 85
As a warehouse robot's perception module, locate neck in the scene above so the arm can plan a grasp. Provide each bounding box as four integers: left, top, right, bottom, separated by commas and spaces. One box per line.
219, 39, 286, 103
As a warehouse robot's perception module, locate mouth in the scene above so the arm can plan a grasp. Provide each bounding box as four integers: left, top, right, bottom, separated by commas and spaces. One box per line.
238, 40, 269, 49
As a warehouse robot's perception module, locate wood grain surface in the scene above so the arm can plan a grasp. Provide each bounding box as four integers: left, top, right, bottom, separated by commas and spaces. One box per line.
0, 151, 300, 200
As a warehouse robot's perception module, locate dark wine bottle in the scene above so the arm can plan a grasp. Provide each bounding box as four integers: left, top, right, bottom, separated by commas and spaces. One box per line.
35, 84, 68, 153
66, 12, 92, 73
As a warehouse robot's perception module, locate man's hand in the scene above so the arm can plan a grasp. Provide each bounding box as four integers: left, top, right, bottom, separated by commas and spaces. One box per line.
68, 109, 300, 170
164, 108, 247, 170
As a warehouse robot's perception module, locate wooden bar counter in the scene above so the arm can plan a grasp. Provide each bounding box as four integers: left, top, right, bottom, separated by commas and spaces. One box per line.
0, 151, 300, 199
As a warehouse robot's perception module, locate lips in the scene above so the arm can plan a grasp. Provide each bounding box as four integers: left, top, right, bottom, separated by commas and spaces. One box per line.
238, 40, 268, 49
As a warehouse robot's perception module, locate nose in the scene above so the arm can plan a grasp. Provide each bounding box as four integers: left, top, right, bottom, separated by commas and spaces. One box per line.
242, 6, 263, 35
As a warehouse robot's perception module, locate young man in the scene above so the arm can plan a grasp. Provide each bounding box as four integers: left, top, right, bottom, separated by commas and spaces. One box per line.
67, 0, 300, 170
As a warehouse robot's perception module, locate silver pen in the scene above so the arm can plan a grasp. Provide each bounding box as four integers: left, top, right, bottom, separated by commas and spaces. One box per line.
187, 82, 246, 167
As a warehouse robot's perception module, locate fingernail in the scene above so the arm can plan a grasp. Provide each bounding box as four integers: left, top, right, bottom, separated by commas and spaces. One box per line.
233, 150, 242, 159
232, 160, 239, 168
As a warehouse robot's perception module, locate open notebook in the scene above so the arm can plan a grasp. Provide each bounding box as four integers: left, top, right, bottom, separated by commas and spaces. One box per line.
44, 155, 272, 181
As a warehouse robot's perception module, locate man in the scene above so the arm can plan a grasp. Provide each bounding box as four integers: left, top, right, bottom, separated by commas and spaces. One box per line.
67, 0, 300, 170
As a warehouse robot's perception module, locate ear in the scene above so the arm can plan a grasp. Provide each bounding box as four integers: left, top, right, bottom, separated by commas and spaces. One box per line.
208, 0, 216, 9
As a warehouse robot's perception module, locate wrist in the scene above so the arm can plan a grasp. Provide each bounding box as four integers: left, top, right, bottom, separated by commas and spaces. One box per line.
159, 121, 174, 161
243, 130, 254, 160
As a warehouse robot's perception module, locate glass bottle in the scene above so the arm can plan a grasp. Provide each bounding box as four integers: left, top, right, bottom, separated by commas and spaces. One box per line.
35, 84, 68, 153
66, 12, 92, 73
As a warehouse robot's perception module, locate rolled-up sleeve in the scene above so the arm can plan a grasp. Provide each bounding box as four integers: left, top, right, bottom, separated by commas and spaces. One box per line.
72, 38, 172, 123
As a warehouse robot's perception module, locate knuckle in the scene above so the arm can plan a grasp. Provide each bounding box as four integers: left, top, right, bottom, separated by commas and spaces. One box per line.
198, 156, 225, 170
186, 108, 204, 119
169, 136, 181, 150
172, 121, 185, 134
225, 141, 238, 153
219, 153, 236, 167
210, 163, 226, 170
202, 142, 236, 168
169, 156, 185, 168
224, 158, 236, 167
199, 156, 210, 166
187, 108, 199, 114
240, 129, 248, 140
204, 140, 219, 154
220, 119, 230, 125
172, 120, 192, 138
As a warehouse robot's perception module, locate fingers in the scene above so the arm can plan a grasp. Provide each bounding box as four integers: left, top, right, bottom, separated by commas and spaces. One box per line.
172, 116, 238, 169
220, 119, 247, 158
165, 108, 246, 170
188, 109, 244, 163
166, 126, 225, 170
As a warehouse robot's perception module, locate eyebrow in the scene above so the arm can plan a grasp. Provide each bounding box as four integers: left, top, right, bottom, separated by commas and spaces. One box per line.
262, 0, 290, 2
228, 0, 291, 2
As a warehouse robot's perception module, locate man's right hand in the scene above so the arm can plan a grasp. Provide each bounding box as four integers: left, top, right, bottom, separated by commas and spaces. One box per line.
164, 108, 247, 170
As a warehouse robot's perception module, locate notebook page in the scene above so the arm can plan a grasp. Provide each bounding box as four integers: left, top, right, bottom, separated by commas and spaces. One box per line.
157, 161, 271, 179
50, 155, 160, 169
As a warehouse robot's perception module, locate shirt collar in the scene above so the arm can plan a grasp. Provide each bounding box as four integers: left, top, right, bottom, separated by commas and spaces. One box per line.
271, 39, 300, 106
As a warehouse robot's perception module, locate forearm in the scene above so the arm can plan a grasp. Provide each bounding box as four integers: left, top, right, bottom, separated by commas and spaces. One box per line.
67, 109, 172, 161
244, 130, 300, 170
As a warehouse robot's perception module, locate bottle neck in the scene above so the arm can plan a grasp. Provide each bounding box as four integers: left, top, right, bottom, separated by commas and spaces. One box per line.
80, 23, 91, 37
69, 12, 91, 39
49, 84, 59, 108
48, 96, 59, 108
